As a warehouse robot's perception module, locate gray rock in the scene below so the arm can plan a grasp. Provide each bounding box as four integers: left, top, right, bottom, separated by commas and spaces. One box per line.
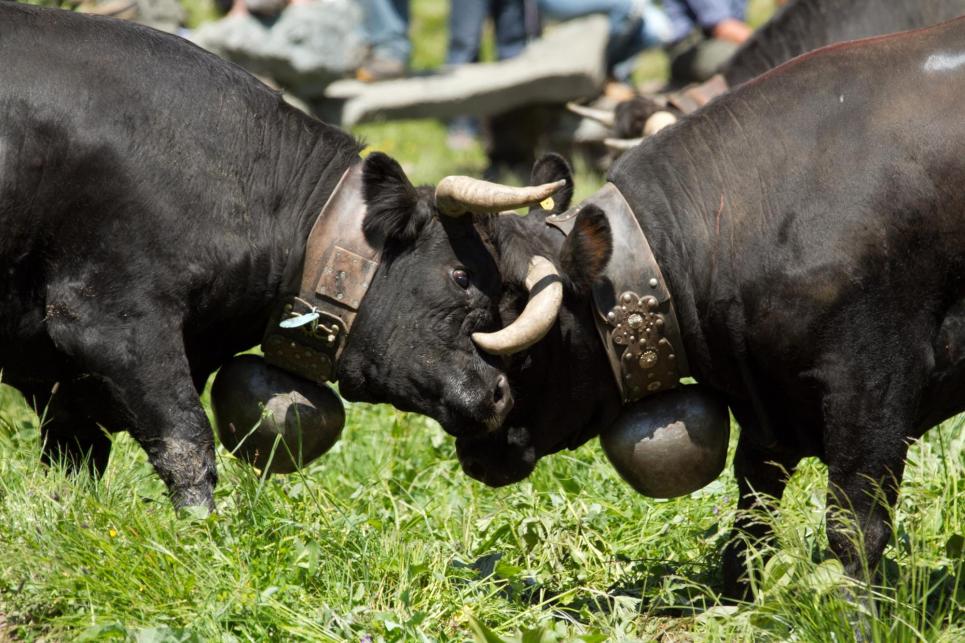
191, 0, 365, 98
135, 0, 183, 32
81, 0, 184, 33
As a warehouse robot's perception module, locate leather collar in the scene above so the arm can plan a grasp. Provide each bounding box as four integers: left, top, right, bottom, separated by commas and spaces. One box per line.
547, 183, 689, 403
261, 163, 378, 383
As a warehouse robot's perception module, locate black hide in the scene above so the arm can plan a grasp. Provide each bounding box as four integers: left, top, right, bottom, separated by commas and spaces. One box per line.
607, 18, 965, 595
0, 4, 360, 508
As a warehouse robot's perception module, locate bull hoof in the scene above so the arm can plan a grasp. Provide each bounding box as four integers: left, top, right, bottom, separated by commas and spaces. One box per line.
177, 505, 215, 523
171, 487, 215, 516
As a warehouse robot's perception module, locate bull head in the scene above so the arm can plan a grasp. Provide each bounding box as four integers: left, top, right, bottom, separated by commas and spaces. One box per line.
432, 175, 567, 356
567, 99, 678, 150
337, 153, 620, 481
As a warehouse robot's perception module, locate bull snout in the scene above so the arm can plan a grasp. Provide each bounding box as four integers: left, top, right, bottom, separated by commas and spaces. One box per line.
440, 370, 515, 438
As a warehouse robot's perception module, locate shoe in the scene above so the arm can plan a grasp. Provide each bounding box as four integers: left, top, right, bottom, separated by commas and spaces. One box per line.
604, 80, 637, 102
356, 56, 406, 82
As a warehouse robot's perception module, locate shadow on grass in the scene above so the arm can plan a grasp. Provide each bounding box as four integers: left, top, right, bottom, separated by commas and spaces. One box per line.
451, 549, 725, 619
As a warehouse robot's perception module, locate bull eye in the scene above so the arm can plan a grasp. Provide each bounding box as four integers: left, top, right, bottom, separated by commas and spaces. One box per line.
451, 268, 471, 289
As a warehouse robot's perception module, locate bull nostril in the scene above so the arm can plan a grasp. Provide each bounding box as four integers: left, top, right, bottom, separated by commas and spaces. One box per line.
492, 374, 513, 418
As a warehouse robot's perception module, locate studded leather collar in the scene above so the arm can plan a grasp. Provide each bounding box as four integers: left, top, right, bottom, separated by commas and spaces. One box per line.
546, 183, 689, 403
261, 163, 379, 383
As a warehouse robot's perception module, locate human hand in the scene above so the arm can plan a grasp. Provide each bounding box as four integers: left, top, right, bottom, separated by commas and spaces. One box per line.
712, 18, 752, 44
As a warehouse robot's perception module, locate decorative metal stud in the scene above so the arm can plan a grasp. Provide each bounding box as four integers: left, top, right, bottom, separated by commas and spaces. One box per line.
639, 350, 658, 369
606, 291, 682, 402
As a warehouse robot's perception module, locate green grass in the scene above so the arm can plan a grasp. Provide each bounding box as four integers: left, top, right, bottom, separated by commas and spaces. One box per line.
2, 0, 963, 640
1, 380, 963, 641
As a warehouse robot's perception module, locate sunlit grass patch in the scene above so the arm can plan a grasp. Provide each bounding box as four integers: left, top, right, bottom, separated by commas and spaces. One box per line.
2, 380, 962, 640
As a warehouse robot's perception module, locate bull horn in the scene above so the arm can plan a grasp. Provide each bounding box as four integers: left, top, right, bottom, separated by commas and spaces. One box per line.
472, 256, 563, 355
435, 176, 566, 217
604, 137, 643, 151
565, 102, 616, 128
643, 111, 678, 136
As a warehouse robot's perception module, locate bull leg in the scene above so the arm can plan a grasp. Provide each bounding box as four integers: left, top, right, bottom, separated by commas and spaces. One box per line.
40, 383, 113, 476
824, 432, 909, 582
818, 344, 922, 584
723, 434, 801, 599
7, 379, 111, 476
46, 315, 217, 510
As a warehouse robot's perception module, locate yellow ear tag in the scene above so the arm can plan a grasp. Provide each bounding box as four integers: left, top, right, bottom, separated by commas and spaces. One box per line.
540, 196, 555, 211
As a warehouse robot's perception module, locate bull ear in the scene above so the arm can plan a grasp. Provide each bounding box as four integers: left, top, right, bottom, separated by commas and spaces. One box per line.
559, 204, 612, 294
528, 153, 573, 214
362, 152, 430, 247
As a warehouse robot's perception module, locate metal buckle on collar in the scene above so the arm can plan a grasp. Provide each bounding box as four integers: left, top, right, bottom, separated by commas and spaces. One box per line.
263, 297, 346, 384
260, 163, 378, 385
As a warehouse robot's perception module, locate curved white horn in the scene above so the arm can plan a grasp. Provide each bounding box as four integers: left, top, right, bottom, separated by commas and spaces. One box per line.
604, 137, 643, 151
566, 102, 616, 128
435, 176, 565, 217
643, 111, 678, 136
472, 256, 563, 355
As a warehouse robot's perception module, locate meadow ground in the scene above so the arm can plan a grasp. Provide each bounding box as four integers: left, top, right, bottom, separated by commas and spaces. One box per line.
1, 1, 963, 640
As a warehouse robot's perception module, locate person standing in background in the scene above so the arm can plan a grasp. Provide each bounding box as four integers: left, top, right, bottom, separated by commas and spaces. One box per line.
358, 0, 411, 81
537, 0, 673, 99
662, 0, 751, 84
444, 0, 536, 150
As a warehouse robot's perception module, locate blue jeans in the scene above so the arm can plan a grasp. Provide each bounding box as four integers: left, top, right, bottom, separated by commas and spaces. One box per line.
360, 0, 411, 63
446, 0, 530, 65
662, 0, 746, 43
538, 0, 672, 79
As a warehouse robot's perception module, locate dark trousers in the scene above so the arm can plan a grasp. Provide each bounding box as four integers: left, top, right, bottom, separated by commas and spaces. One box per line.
446, 0, 531, 65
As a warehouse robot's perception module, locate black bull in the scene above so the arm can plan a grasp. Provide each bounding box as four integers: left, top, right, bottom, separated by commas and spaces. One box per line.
352, 19, 965, 597
0, 4, 362, 507
0, 5, 575, 507
725, 0, 965, 86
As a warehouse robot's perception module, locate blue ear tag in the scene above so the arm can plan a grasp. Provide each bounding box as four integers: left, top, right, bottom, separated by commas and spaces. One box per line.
280, 311, 321, 329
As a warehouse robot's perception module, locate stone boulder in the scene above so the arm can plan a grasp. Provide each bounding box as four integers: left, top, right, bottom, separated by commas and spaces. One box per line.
80, 0, 184, 33
323, 15, 609, 126
191, 0, 366, 99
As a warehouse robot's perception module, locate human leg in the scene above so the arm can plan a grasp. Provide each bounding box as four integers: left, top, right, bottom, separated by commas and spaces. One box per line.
359, 0, 411, 79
